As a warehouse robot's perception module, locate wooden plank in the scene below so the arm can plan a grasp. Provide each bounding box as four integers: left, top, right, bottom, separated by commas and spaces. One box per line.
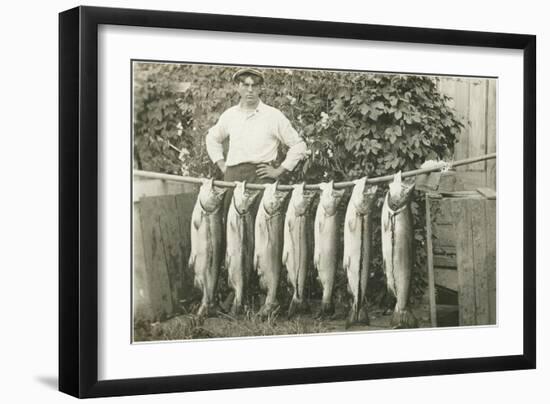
467, 80, 488, 171
133, 203, 154, 322
157, 196, 184, 312
476, 187, 497, 200
433, 255, 457, 269
438, 171, 465, 193
436, 199, 456, 225
452, 200, 476, 326
139, 196, 175, 320
485, 80, 497, 190
433, 245, 456, 255
471, 199, 490, 325
432, 223, 458, 248
485, 199, 497, 324
174, 193, 198, 302
434, 268, 458, 291
134, 177, 199, 201
452, 79, 471, 163
416, 172, 442, 192
425, 196, 437, 327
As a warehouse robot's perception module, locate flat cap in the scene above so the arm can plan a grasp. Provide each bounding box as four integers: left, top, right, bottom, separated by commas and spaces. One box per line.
232, 68, 265, 84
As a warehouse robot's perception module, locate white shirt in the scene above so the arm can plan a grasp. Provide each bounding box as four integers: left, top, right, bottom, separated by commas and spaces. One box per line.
205, 101, 307, 171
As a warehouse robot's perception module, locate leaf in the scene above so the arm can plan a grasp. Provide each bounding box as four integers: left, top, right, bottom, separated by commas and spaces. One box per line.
394, 110, 403, 120
359, 103, 370, 116
385, 125, 402, 138
369, 109, 383, 121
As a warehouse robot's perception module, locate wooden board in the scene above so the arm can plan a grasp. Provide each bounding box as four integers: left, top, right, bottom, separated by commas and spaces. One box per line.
452, 200, 477, 325
486, 80, 497, 190
432, 223, 458, 248
438, 77, 496, 189
451, 197, 497, 326
137, 192, 198, 321
485, 200, 497, 324
425, 196, 437, 327
134, 177, 199, 201
138, 197, 175, 321
434, 268, 458, 292
468, 80, 488, 171
433, 255, 457, 269
471, 199, 489, 324
133, 203, 154, 322
174, 193, 197, 302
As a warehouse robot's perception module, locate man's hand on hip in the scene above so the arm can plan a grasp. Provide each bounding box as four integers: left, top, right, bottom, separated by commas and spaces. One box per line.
256, 163, 286, 180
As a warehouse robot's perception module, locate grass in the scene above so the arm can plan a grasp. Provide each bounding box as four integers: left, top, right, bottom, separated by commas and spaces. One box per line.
133, 300, 431, 342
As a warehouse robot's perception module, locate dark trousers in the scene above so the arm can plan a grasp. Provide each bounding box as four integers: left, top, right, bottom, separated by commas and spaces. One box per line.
223, 162, 275, 220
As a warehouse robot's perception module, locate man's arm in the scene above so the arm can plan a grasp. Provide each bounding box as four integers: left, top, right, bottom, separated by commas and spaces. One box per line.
257, 114, 307, 180
276, 113, 308, 172
205, 115, 229, 173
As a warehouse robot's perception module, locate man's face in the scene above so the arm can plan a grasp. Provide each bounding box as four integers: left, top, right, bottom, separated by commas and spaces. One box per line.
237, 75, 261, 107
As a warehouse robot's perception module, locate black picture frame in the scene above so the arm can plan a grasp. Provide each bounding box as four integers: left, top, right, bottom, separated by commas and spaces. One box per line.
59, 5, 536, 399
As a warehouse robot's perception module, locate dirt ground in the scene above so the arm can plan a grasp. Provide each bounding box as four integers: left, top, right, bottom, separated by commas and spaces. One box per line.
134, 300, 432, 342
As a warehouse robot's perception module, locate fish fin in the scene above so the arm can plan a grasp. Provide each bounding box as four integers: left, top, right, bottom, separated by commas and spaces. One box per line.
192, 211, 203, 230
287, 217, 294, 234
313, 252, 320, 271
282, 250, 289, 267
225, 254, 231, 271
229, 217, 237, 233
343, 255, 350, 271
347, 216, 357, 233
188, 253, 195, 272
317, 218, 324, 234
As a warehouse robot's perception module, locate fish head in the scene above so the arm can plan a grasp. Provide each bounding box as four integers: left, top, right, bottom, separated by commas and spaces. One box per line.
261, 182, 288, 215
290, 183, 315, 216
388, 172, 415, 209
351, 177, 377, 214
319, 181, 345, 216
232, 181, 260, 213
198, 179, 226, 212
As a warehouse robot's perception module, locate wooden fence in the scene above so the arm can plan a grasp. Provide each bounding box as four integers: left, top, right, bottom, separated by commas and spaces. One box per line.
438, 77, 497, 190
133, 179, 198, 322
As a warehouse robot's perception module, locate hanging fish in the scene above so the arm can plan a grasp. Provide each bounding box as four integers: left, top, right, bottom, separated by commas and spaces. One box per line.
225, 181, 260, 315
381, 172, 418, 329
283, 183, 316, 318
188, 179, 227, 317
254, 182, 288, 318
343, 177, 377, 326
313, 181, 345, 318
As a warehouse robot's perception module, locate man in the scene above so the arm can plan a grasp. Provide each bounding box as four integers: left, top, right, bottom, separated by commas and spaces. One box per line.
205, 67, 307, 312
206, 68, 307, 188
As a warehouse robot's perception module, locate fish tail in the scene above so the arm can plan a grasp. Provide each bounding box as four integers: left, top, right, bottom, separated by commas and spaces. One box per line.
315, 301, 335, 320
391, 308, 418, 329
287, 296, 302, 319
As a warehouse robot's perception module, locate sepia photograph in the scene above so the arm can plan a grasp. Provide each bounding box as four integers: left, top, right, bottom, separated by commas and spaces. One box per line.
131, 61, 497, 342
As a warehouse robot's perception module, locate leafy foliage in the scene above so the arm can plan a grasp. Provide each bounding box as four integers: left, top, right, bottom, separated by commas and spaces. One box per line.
133, 62, 464, 307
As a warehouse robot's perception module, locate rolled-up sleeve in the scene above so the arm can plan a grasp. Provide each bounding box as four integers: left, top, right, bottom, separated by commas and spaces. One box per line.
275, 113, 307, 171
205, 114, 228, 163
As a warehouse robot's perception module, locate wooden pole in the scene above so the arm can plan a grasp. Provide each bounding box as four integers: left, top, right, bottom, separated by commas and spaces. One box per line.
425, 194, 438, 327
133, 152, 497, 191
